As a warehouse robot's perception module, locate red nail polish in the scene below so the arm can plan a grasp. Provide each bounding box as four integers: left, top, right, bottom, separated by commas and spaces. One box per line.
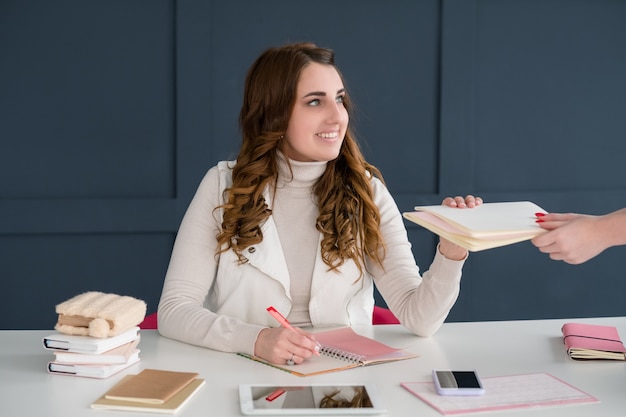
535, 212, 546, 217
535, 219, 544, 223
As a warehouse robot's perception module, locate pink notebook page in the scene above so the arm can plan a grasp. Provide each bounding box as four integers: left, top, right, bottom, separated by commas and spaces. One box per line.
314, 327, 406, 360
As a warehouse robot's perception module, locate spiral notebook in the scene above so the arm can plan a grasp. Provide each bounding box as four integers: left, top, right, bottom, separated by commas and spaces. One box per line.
238, 327, 418, 377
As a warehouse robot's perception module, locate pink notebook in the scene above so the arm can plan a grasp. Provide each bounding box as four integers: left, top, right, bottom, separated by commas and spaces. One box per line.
562, 322, 626, 360
238, 327, 418, 377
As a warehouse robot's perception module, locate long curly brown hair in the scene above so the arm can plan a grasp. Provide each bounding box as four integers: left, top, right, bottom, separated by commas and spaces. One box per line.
216, 42, 386, 278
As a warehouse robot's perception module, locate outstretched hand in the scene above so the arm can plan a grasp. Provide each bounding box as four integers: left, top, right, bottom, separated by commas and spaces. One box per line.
438, 195, 483, 260
532, 207, 626, 264
531, 213, 604, 264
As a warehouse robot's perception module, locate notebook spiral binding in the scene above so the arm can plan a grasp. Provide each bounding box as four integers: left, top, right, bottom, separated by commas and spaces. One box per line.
319, 345, 365, 363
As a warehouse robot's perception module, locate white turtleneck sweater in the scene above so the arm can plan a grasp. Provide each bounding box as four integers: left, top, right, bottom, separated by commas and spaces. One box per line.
272, 156, 327, 326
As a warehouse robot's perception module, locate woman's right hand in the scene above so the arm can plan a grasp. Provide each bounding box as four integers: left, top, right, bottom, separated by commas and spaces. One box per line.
254, 327, 320, 365
532, 213, 604, 264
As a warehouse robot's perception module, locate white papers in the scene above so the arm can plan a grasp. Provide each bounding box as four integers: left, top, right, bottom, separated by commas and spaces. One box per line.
403, 201, 547, 251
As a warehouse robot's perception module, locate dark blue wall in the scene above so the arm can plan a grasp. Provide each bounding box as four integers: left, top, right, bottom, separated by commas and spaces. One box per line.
1, 0, 625, 329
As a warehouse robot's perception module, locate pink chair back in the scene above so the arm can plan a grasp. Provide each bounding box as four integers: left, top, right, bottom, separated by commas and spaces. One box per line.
139, 312, 158, 329
141, 306, 400, 329
372, 305, 400, 325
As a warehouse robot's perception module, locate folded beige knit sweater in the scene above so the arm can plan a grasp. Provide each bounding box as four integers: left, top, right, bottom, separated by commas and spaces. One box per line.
55, 291, 147, 338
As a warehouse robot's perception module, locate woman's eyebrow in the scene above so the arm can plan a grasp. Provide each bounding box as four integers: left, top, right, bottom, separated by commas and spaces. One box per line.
302, 88, 346, 98
303, 91, 326, 98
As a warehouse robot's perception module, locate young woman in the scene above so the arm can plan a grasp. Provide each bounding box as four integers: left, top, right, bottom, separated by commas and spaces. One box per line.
158, 42, 482, 365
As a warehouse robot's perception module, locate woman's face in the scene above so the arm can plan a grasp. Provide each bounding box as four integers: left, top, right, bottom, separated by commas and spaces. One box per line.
282, 62, 349, 162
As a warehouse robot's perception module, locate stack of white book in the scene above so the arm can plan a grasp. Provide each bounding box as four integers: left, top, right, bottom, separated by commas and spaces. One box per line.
42, 326, 141, 378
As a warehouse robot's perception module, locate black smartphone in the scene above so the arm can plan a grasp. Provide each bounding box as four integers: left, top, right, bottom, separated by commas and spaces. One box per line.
432, 370, 485, 396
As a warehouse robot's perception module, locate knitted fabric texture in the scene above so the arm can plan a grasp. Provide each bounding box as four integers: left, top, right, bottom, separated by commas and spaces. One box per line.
55, 291, 147, 338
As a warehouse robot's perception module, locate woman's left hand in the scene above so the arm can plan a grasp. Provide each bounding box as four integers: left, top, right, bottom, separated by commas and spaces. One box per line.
438, 195, 483, 260
441, 195, 483, 209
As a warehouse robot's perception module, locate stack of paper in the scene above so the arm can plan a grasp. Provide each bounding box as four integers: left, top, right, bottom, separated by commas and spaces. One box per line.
91, 368, 206, 414
403, 201, 547, 251
43, 326, 141, 378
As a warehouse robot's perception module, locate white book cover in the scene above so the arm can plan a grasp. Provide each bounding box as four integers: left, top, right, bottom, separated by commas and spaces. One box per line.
52, 336, 140, 364
43, 326, 140, 354
48, 351, 140, 379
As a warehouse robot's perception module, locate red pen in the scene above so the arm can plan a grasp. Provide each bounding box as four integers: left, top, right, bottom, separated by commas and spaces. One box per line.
266, 306, 322, 352
266, 306, 295, 331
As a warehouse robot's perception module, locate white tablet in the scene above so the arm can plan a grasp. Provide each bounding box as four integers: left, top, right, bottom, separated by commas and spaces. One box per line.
239, 383, 387, 415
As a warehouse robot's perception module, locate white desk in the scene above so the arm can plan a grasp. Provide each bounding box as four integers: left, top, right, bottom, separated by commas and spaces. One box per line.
2, 317, 626, 416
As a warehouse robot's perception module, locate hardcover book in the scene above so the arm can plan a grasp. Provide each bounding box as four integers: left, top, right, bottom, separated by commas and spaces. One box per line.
43, 326, 140, 354
103, 368, 199, 404
47, 352, 140, 378
92, 375, 205, 414
52, 337, 140, 364
562, 322, 626, 360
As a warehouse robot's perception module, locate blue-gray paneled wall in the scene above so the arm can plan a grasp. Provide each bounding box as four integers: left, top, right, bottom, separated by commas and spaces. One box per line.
1, 0, 625, 329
